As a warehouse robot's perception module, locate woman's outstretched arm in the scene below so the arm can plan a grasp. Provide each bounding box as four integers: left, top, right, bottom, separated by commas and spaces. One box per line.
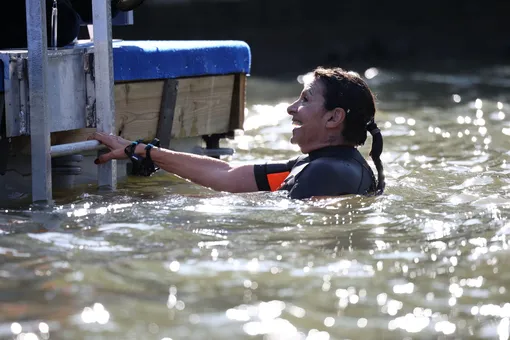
89, 132, 258, 193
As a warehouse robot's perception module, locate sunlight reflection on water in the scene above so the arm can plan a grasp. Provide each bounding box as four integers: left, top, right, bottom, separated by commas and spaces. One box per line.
1, 66, 510, 339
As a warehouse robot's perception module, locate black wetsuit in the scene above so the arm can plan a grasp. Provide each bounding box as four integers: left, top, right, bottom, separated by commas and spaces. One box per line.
254, 146, 376, 199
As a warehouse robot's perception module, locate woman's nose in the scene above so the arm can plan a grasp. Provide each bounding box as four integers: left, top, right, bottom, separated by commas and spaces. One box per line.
287, 101, 297, 115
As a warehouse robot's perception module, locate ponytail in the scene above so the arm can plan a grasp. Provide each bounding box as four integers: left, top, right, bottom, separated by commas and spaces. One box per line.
366, 121, 385, 195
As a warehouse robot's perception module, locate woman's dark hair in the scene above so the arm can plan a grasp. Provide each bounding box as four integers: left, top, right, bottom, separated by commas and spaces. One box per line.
314, 67, 385, 194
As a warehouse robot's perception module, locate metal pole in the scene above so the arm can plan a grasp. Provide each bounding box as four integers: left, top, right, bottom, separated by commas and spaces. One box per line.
50, 140, 107, 158
92, 0, 116, 190
25, 0, 52, 203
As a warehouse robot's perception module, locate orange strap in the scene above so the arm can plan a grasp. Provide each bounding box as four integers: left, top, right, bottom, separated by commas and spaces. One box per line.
267, 171, 290, 191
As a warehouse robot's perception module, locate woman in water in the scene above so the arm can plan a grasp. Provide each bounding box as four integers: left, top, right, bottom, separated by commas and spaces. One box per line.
90, 66, 385, 199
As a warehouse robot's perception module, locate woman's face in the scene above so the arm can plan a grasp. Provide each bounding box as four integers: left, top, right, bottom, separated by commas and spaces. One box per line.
287, 79, 331, 153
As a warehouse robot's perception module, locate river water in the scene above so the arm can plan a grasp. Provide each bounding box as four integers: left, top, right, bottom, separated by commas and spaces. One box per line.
1, 65, 510, 340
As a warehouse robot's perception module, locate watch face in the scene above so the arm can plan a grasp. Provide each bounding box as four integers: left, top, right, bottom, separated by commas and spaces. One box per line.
115, 0, 145, 11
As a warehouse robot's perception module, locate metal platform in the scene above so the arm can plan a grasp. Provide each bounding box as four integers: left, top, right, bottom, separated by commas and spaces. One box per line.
0, 1, 249, 204
21, 0, 116, 203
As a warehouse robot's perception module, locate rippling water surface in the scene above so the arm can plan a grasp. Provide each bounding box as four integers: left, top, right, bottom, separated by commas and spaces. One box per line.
1, 66, 510, 340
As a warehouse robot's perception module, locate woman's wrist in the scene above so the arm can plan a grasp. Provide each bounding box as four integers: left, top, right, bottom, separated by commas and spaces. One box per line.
134, 143, 147, 156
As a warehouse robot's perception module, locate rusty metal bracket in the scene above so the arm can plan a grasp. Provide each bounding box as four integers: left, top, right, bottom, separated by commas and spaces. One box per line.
84, 53, 96, 128
156, 79, 179, 149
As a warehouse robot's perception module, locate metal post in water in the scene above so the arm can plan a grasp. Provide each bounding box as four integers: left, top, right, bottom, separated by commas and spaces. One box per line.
92, 0, 116, 190
25, 0, 52, 203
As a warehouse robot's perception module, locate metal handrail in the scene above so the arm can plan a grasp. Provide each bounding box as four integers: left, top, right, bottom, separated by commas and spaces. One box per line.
50, 140, 107, 158
25, 0, 116, 203
26, 0, 51, 203
91, 0, 116, 191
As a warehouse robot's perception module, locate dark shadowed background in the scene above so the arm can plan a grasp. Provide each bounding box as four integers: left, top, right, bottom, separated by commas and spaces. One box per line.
110, 0, 510, 77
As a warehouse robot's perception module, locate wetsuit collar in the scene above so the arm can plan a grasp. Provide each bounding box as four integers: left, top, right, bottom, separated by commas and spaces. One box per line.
308, 145, 356, 161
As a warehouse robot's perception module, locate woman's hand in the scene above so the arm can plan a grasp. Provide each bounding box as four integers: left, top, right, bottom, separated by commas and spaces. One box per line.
88, 132, 132, 164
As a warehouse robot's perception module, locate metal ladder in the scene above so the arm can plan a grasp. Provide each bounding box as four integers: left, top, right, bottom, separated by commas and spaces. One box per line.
26, 0, 116, 203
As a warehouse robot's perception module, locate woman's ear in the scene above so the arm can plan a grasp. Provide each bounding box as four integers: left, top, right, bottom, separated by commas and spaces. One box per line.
325, 108, 346, 128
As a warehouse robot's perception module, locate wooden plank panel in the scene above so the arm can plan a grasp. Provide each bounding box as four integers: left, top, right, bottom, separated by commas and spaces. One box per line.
115, 81, 163, 141
49, 75, 236, 147
171, 75, 234, 138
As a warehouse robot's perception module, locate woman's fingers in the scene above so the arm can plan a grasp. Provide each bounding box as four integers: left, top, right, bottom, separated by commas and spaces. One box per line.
88, 132, 131, 164
94, 148, 127, 164
94, 152, 113, 164
87, 132, 108, 141
88, 132, 111, 147
88, 132, 131, 150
